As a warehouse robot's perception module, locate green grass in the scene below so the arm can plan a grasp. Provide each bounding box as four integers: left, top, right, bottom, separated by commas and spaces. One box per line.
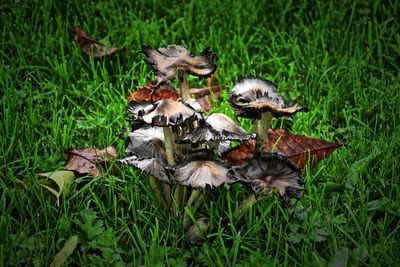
1, 0, 399, 265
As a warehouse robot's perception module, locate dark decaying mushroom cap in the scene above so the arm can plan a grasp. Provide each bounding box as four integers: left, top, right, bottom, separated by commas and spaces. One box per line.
206, 113, 256, 141
173, 150, 235, 189
118, 155, 170, 183
230, 152, 303, 206
125, 126, 166, 163
142, 45, 218, 86
142, 99, 196, 127
228, 78, 306, 119
178, 119, 221, 144
128, 101, 155, 121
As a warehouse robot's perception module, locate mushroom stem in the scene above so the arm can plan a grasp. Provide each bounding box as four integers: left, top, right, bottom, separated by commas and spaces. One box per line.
178, 69, 191, 102
183, 190, 202, 227
233, 194, 258, 219
163, 127, 176, 166
172, 184, 184, 216
256, 112, 272, 151
148, 176, 167, 209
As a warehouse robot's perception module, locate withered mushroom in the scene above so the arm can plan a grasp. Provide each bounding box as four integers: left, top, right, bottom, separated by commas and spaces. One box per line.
230, 152, 303, 207
141, 99, 197, 166
142, 45, 218, 102
228, 78, 306, 150
206, 113, 256, 141
173, 150, 235, 189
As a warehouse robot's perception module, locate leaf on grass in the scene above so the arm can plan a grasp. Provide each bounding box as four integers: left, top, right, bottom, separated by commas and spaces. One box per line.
127, 82, 179, 103
50, 235, 78, 267
224, 128, 342, 170
38, 170, 76, 206
64, 146, 117, 177
75, 26, 117, 58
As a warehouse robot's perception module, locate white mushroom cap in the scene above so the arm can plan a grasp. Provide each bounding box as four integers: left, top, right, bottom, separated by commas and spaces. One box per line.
206, 113, 256, 141
173, 151, 235, 188
118, 155, 170, 183
142, 99, 196, 127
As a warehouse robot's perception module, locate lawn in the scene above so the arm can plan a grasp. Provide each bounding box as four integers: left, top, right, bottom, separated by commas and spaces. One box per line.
1, 0, 399, 266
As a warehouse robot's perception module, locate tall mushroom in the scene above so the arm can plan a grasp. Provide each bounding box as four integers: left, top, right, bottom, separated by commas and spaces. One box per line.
228, 78, 306, 151
142, 45, 218, 102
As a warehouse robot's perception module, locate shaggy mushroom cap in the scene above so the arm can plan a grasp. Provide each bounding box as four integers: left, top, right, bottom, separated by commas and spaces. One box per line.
206, 113, 256, 141
228, 78, 306, 119
230, 152, 303, 206
142, 45, 218, 86
118, 155, 170, 183
173, 151, 235, 189
128, 101, 155, 121
142, 99, 196, 127
125, 126, 166, 162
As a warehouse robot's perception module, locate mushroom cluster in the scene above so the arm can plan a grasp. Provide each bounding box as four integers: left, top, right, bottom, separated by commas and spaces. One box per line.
119, 44, 307, 219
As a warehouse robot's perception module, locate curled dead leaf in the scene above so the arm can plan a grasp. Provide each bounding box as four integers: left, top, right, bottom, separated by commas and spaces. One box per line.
64, 146, 117, 177
75, 26, 117, 58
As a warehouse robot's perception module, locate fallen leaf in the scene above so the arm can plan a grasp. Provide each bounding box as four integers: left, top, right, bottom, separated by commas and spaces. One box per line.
38, 170, 76, 206
224, 129, 342, 170
75, 26, 117, 58
190, 85, 223, 111
50, 235, 78, 267
127, 82, 179, 103
64, 146, 117, 177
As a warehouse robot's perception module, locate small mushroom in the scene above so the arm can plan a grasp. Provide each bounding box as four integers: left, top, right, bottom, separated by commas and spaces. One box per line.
141, 99, 197, 166
173, 150, 235, 189
228, 78, 306, 151
230, 152, 303, 207
125, 126, 166, 163
142, 45, 218, 102
118, 154, 170, 183
206, 113, 256, 141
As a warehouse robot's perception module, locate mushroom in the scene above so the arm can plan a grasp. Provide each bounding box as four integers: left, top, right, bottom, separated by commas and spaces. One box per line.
230, 152, 303, 207
228, 78, 306, 151
173, 150, 235, 189
118, 154, 170, 184
125, 126, 166, 162
142, 45, 218, 102
206, 113, 256, 141
141, 99, 197, 166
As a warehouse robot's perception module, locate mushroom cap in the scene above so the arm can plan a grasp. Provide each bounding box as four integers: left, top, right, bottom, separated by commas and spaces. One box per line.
125, 126, 166, 164
128, 101, 155, 121
206, 113, 256, 141
142, 45, 218, 85
142, 99, 196, 127
173, 150, 235, 189
178, 119, 221, 144
228, 78, 306, 119
230, 152, 303, 206
118, 155, 170, 183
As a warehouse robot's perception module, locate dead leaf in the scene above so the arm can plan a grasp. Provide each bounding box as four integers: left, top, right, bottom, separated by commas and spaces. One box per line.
75, 26, 117, 58
127, 82, 179, 103
38, 170, 76, 206
50, 235, 78, 267
64, 146, 117, 177
224, 129, 342, 170
190, 85, 223, 111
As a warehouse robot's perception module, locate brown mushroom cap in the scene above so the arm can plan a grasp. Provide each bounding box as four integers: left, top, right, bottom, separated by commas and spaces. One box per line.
142, 99, 196, 127
118, 155, 170, 183
142, 45, 218, 86
173, 151, 235, 188
230, 152, 303, 206
125, 126, 166, 163
228, 78, 306, 119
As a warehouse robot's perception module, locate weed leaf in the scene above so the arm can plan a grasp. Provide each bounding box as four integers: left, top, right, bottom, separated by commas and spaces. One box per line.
50, 235, 78, 267
38, 170, 76, 206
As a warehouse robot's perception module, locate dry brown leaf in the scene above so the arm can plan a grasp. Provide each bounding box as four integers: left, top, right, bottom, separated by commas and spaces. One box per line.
64, 146, 117, 177
75, 26, 117, 58
127, 83, 179, 103
224, 129, 341, 170
190, 85, 223, 111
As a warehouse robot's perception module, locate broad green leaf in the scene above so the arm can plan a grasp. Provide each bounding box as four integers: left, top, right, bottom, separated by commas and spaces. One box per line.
38, 170, 75, 206
50, 235, 78, 267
